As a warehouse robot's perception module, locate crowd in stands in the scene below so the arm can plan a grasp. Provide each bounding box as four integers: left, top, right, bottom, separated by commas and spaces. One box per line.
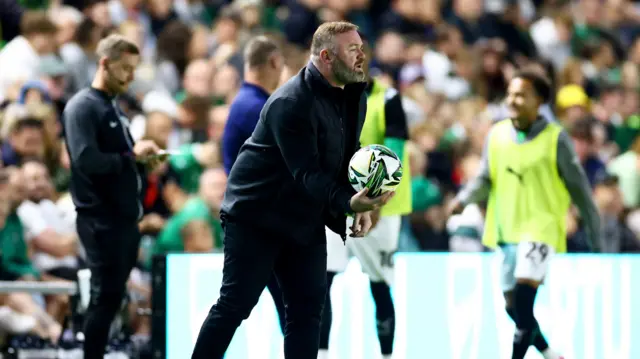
0, 0, 640, 354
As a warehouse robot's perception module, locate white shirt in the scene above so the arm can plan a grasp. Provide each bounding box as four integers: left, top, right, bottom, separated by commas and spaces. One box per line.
17, 199, 79, 271
0, 36, 40, 102
447, 204, 485, 252
422, 49, 471, 100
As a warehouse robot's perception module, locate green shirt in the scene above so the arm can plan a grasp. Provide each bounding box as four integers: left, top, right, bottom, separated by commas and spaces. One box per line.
614, 115, 640, 154
411, 176, 442, 212
0, 213, 39, 280
607, 151, 640, 208
152, 197, 223, 260
169, 143, 204, 194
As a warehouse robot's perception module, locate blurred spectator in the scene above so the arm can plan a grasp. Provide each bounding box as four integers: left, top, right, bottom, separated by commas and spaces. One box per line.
150, 167, 226, 263
49, 6, 84, 47
155, 20, 208, 94
175, 59, 213, 103
567, 117, 608, 187
608, 136, 640, 208
0, 10, 58, 102
2, 117, 45, 167
0, 167, 62, 341
222, 35, 283, 173
17, 160, 78, 323
588, 175, 640, 253
17, 160, 79, 280
59, 17, 105, 95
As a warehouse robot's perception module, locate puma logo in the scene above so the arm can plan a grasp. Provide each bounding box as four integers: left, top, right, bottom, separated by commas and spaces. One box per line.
507, 167, 524, 183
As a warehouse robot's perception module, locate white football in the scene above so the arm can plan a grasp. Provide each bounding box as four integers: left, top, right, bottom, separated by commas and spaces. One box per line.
348, 144, 403, 197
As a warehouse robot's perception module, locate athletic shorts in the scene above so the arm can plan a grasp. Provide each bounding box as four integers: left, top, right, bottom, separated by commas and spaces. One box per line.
326, 215, 401, 285
499, 241, 555, 292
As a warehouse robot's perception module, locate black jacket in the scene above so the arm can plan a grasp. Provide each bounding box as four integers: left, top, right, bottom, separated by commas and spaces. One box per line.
221, 63, 367, 243
63, 88, 145, 224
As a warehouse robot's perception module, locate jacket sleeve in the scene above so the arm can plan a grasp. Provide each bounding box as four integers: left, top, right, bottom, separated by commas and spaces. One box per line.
456, 129, 492, 205
556, 131, 601, 252
383, 88, 409, 157
266, 97, 353, 215
63, 100, 124, 175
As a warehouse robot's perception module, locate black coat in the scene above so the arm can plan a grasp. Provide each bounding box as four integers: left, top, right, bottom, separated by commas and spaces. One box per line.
221, 63, 367, 243
63, 88, 145, 224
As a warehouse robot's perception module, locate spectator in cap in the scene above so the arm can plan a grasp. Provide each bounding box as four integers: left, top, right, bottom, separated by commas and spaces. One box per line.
18, 80, 51, 105
556, 84, 590, 126
38, 55, 70, 112
2, 117, 45, 167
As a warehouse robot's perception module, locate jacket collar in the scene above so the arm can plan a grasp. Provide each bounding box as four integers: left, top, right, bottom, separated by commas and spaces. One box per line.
304, 61, 367, 98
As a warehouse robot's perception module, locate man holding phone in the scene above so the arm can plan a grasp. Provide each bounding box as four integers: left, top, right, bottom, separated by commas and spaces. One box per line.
62, 34, 165, 359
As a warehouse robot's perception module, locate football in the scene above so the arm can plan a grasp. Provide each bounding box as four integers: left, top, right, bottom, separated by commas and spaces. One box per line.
348, 144, 403, 197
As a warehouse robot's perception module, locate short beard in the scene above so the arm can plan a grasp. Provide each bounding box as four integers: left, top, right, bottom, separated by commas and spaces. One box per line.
332, 55, 365, 85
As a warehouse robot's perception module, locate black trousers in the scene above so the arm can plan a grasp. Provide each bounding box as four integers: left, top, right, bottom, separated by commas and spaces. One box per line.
267, 274, 286, 333
76, 215, 141, 359
191, 216, 327, 359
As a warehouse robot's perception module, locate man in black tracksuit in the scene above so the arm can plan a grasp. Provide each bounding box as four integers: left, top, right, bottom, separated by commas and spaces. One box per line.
63, 34, 163, 359
191, 21, 393, 359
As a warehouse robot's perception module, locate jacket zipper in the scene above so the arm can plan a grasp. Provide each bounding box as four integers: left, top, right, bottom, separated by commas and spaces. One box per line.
114, 100, 144, 221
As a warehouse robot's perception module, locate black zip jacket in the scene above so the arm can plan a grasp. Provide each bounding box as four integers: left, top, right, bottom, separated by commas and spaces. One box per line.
63, 87, 145, 224
221, 62, 367, 243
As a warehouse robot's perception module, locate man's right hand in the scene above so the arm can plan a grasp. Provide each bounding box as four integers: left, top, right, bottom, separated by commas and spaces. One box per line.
133, 140, 161, 162
349, 188, 394, 213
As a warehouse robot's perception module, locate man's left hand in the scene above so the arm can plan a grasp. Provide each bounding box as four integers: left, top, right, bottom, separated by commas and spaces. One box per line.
350, 211, 373, 238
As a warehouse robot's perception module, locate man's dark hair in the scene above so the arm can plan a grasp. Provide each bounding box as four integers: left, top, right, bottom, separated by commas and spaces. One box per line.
20, 10, 57, 36
433, 24, 456, 45
594, 173, 619, 188
512, 70, 552, 103
12, 117, 44, 134
568, 117, 595, 143
156, 21, 192, 75
243, 36, 280, 68
75, 18, 100, 48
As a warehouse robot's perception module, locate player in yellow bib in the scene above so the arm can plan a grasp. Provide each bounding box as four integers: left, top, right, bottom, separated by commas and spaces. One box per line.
448, 71, 601, 359
320, 36, 411, 359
